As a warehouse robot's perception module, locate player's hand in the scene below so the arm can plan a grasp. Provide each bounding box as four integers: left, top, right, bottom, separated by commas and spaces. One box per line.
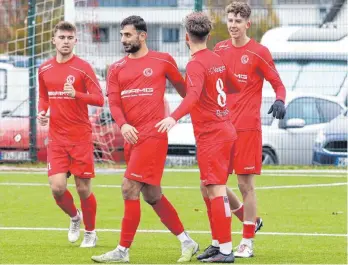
268, 100, 286, 119
121, 124, 139, 144
63, 83, 76, 98
155, 117, 176, 133
37, 111, 49, 126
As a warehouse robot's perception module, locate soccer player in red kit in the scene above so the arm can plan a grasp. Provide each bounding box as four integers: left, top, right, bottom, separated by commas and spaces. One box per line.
91, 16, 198, 263
37, 21, 104, 248
199, 2, 286, 258
156, 12, 241, 263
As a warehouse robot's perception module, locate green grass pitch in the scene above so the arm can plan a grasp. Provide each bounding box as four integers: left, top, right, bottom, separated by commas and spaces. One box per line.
0, 170, 346, 264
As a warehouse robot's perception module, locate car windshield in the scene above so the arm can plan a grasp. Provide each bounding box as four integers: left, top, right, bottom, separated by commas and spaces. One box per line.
261, 97, 275, 126
263, 61, 301, 91
295, 61, 347, 95
263, 60, 347, 96
3, 100, 29, 117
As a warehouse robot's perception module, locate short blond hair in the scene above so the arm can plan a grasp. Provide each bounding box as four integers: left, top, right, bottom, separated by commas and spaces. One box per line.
184, 12, 212, 42
225, 2, 251, 19
53, 21, 76, 36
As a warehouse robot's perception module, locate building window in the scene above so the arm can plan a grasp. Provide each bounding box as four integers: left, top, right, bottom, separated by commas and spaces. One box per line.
93, 26, 109, 42
91, 0, 177, 7
92, 26, 109, 43
163, 28, 179, 43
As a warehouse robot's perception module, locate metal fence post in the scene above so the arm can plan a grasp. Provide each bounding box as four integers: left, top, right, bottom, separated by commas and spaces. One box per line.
28, 0, 37, 162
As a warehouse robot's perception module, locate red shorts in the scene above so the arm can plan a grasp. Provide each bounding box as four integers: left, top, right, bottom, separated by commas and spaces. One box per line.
229, 130, 262, 175
47, 143, 95, 178
197, 141, 235, 186
124, 137, 168, 186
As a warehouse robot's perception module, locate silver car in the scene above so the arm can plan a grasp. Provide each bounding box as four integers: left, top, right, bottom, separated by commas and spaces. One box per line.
261, 91, 345, 165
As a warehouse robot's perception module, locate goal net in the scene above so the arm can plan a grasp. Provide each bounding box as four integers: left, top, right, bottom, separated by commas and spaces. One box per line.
1, 0, 125, 164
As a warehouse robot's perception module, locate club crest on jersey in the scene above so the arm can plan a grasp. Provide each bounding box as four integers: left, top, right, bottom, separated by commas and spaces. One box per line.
143, 68, 153, 77
66, 75, 75, 84
241, 55, 249, 64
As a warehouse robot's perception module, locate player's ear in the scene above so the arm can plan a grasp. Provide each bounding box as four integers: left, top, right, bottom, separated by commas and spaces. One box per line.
139, 31, 147, 42
52, 36, 55, 45
246, 20, 251, 29
185, 33, 189, 42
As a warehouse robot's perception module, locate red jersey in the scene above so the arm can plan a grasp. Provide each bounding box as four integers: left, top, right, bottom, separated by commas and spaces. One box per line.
107, 50, 186, 139
171, 48, 237, 144
214, 38, 286, 131
38, 55, 104, 145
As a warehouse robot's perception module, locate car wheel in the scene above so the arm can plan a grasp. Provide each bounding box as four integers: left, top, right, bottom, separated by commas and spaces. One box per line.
262, 147, 278, 165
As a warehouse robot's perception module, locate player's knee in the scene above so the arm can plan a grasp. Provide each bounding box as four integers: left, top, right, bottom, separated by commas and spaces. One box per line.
143, 194, 161, 205
76, 185, 90, 199
238, 183, 255, 197
122, 186, 139, 200
51, 184, 67, 197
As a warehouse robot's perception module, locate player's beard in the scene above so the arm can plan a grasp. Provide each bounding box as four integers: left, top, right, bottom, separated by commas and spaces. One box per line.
124, 41, 141, 54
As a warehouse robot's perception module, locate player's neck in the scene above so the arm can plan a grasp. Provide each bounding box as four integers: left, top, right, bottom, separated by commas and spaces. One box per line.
231, 35, 250, 47
190, 44, 207, 56
128, 46, 149, 59
56, 52, 74, 63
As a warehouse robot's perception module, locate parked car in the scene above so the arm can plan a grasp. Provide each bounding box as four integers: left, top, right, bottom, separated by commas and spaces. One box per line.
165, 93, 196, 166
312, 110, 348, 167
0, 100, 48, 161
261, 91, 345, 165
0, 100, 124, 163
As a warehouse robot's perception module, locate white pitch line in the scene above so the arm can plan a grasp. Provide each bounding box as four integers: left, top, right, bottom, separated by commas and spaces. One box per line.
0, 226, 346, 237
0, 172, 347, 178
0, 167, 347, 174
0, 182, 346, 190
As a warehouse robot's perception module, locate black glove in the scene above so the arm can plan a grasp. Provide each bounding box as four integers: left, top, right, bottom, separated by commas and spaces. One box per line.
268, 100, 286, 119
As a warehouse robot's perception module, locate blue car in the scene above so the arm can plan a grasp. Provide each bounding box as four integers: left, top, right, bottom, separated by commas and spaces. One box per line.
313, 110, 348, 167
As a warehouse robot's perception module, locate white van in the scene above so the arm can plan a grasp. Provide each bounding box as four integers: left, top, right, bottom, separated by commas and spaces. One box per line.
261, 26, 348, 106
0, 63, 29, 116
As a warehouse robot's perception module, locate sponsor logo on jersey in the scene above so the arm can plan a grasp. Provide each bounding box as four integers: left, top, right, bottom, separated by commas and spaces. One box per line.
234, 73, 248, 83
143, 68, 153, 77
121, 88, 154, 97
66, 75, 75, 84
208, 65, 226, 75
241, 55, 249, 64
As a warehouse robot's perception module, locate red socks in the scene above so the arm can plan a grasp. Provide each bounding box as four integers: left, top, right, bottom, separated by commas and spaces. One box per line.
243, 222, 256, 239
232, 204, 244, 222
120, 199, 141, 248
203, 197, 217, 240
54, 190, 77, 217
81, 193, 97, 231
210, 196, 232, 244
152, 195, 184, 236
